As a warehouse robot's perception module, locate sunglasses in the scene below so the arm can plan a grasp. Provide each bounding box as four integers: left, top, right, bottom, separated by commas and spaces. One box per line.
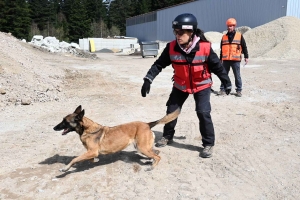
173, 29, 188, 36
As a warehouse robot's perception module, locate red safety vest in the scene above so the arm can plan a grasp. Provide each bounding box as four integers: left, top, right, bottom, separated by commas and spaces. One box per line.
221, 32, 242, 61
169, 40, 212, 94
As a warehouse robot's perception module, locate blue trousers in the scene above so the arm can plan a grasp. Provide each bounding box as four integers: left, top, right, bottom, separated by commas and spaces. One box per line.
220, 61, 242, 92
163, 87, 215, 147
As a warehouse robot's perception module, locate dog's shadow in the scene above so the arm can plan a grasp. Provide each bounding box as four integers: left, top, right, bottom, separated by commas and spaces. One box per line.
39, 151, 152, 178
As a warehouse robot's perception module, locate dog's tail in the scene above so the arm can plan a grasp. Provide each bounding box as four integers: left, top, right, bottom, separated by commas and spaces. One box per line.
148, 108, 181, 129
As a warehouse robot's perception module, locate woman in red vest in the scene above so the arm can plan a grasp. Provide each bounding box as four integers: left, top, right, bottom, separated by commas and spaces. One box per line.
141, 13, 232, 158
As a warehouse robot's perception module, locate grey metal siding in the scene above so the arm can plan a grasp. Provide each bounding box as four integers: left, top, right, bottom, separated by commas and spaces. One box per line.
156, 1, 197, 41
126, 21, 157, 42
127, 0, 291, 42
287, 0, 300, 18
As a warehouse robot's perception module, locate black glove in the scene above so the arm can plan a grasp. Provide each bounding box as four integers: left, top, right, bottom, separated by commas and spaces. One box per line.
141, 79, 151, 97
225, 88, 231, 95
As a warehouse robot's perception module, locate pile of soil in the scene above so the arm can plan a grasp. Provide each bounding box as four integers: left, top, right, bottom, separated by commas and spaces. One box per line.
244, 16, 300, 59
0, 32, 66, 107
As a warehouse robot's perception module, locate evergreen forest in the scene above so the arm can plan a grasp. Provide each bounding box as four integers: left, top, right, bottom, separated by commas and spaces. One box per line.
0, 0, 192, 42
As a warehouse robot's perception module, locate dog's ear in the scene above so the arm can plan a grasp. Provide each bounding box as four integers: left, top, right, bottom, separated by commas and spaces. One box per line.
75, 109, 85, 121
74, 105, 82, 114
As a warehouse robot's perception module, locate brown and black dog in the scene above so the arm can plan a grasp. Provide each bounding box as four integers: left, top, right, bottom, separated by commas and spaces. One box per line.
53, 105, 180, 172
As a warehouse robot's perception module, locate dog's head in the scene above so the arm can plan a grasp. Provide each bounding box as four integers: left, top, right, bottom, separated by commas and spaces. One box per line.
53, 105, 85, 135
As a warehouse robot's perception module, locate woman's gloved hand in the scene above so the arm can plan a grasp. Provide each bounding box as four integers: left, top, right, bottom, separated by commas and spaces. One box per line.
141, 79, 151, 97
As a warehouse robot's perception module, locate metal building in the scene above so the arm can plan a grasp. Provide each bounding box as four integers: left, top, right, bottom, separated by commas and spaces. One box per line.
126, 0, 300, 42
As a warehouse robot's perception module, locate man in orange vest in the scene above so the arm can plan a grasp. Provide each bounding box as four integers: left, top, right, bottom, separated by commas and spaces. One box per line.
141, 13, 232, 158
218, 18, 248, 97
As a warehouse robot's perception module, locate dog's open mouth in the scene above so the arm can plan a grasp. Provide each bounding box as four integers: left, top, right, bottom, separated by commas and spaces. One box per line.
62, 128, 69, 135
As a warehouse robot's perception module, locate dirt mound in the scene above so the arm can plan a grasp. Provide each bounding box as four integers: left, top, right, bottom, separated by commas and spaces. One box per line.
206, 26, 251, 44
204, 31, 223, 43
235, 26, 251, 34
244, 16, 300, 59
97, 48, 115, 53
0, 32, 66, 106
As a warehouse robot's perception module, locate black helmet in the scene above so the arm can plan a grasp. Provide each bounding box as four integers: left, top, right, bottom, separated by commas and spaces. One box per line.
172, 13, 197, 30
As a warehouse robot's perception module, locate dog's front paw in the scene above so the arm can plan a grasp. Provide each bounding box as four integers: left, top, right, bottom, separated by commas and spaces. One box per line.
59, 168, 67, 172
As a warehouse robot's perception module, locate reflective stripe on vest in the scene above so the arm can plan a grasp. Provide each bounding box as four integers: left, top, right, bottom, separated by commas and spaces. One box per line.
170, 55, 207, 64
169, 40, 212, 94
195, 78, 212, 87
174, 82, 187, 91
221, 32, 242, 61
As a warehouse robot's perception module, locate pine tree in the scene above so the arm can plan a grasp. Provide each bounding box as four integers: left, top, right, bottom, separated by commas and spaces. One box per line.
109, 0, 134, 35
0, 0, 6, 29
132, 0, 150, 15
85, 0, 106, 22
67, 0, 91, 42
51, 0, 68, 41
85, 0, 107, 37
28, 0, 53, 32
3, 0, 31, 40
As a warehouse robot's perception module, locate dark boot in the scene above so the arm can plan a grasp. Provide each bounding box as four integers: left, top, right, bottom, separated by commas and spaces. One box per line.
155, 123, 176, 148
155, 137, 173, 147
200, 146, 214, 158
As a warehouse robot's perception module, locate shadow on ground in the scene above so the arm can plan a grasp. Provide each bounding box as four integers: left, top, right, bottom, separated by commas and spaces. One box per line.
153, 131, 202, 153
39, 151, 152, 178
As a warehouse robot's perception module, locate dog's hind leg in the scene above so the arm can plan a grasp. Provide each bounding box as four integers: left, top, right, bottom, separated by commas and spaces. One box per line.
60, 150, 99, 172
152, 149, 160, 155
138, 148, 161, 170
151, 133, 160, 155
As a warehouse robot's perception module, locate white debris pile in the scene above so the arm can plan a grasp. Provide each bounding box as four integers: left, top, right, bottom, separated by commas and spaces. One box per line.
29, 35, 81, 54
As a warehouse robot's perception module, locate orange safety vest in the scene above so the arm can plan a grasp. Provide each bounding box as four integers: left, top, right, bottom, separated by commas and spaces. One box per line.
221, 32, 242, 61
169, 40, 212, 94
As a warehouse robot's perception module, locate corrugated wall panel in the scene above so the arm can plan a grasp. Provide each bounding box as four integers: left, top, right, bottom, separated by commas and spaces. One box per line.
126, 21, 157, 42
127, 0, 290, 42
287, 0, 300, 18
156, 0, 287, 41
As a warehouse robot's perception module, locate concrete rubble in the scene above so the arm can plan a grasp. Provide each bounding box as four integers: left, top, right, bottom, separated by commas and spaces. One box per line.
28, 35, 97, 59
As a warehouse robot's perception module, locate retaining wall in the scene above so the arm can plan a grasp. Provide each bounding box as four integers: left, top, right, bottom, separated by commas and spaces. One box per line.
79, 37, 139, 52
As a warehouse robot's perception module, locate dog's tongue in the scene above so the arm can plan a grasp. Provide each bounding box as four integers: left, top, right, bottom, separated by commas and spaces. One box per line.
62, 128, 69, 135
